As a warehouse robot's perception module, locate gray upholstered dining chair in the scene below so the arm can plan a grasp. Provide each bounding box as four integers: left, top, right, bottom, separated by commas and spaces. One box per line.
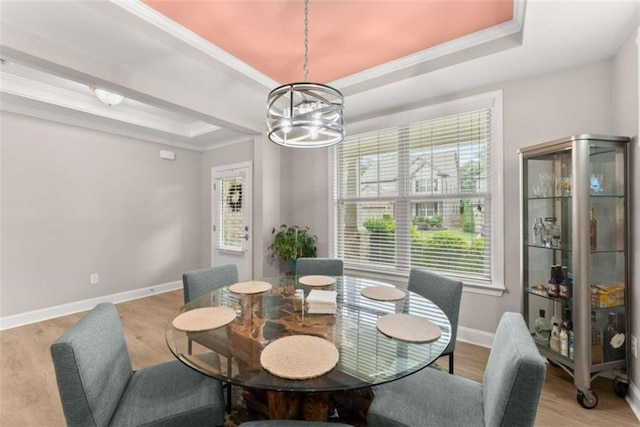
367, 312, 546, 427
51, 303, 225, 427
296, 257, 344, 276
407, 267, 462, 374
183, 264, 238, 303
183, 264, 238, 412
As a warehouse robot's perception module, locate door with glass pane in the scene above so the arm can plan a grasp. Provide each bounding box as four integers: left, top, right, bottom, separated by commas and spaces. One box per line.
212, 162, 252, 281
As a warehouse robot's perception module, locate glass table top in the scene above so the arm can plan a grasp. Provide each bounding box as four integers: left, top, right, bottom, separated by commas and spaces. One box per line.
166, 275, 451, 392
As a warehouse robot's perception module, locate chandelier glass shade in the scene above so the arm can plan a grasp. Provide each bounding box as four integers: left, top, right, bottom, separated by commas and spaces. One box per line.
267, 82, 344, 148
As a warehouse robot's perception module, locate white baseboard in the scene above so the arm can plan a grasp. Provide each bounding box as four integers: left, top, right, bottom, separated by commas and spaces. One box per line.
0, 280, 182, 330
627, 381, 640, 422
457, 324, 495, 348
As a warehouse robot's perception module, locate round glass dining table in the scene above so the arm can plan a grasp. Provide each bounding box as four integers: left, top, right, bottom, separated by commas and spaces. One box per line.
165, 275, 451, 421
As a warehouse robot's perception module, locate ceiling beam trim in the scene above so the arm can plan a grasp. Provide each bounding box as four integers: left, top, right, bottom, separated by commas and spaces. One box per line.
333, 0, 526, 96
0, 23, 262, 134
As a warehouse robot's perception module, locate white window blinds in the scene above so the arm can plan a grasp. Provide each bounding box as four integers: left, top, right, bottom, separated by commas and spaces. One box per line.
216, 177, 245, 252
335, 108, 493, 283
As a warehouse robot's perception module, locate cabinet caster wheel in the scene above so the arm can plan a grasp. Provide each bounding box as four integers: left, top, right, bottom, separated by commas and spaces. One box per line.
577, 391, 598, 409
613, 378, 629, 398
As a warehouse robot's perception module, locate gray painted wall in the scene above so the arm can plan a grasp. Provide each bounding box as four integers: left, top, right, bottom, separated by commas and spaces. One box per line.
254, 135, 284, 278
1, 111, 202, 316
613, 27, 639, 391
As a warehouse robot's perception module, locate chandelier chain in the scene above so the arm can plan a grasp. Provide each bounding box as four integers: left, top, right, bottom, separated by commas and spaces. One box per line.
303, 0, 309, 82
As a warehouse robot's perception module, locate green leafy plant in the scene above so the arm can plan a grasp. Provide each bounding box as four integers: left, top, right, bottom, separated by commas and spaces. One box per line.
363, 214, 396, 233
268, 225, 318, 262
426, 215, 443, 228
461, 199, 476, 233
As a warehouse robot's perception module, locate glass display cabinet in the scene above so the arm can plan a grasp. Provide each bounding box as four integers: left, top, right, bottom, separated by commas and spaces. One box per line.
519, 134, 630, 409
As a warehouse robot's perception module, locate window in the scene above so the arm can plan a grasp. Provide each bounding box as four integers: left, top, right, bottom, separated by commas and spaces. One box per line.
333, 92, 503, 288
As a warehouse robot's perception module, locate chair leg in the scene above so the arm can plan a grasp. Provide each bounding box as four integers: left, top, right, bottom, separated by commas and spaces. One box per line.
449, 352, 454, 374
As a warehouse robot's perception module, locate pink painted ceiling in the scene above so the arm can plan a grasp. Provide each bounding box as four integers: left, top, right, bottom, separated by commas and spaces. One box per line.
144, 0, 514, 84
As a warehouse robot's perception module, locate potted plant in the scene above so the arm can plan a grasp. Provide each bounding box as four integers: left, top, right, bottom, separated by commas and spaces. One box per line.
269, 225, 318, 273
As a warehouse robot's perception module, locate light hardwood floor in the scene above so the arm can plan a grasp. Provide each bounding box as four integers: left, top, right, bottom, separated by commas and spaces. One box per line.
1, 290, 638, 426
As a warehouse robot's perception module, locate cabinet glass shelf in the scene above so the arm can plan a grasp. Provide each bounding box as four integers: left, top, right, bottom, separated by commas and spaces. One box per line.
524, 244, 624, 254
527, 195, 624, 200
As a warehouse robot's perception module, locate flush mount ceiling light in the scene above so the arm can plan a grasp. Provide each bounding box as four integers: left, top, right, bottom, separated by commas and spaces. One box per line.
92, 87, 125, 106
266, 0, 344, 148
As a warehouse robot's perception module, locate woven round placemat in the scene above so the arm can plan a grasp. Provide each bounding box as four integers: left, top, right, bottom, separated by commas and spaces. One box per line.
361, 285, 406, 301
376, 313, 441, 343
260, 335, 339, 380
298, 275, 336, 287
228, 281, 272, 294
172, 307, 236, 332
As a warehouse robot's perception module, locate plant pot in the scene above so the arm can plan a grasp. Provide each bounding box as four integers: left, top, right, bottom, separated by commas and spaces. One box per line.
288, 259, 297, 274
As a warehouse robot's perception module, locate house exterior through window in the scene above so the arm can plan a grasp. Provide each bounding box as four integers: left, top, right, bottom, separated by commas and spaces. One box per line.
333, 91, 503, 288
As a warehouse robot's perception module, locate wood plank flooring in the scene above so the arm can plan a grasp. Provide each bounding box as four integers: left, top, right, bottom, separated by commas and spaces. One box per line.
1, 290, 638, 426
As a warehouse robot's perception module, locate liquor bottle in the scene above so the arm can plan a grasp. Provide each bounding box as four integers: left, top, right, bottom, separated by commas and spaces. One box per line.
547, 265, 560, 298
590, 208, 598, 250
591, 311, 602, 364
544, 217, 561, 248
543, 217, 554, 247
560, 326, 569, 357
551, 310, 561, 332
562, 307, 573, 332
559, 266, 571, 298
550, 323, 560, 352
612, 312, 626, 360
569, 330, 574, 360
561, 308, 574, 359
534, 309, 551, 347
551, 220, 561, 248
602, 312, 617, 362
532, 217, 545, 246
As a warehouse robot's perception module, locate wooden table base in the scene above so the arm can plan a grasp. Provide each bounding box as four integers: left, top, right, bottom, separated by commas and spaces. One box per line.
242, 387, 373, 422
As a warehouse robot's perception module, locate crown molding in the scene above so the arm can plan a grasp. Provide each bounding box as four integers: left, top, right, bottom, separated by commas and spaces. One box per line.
0, 72, 221, 138
332, 0, 526, 93
200, 135, 255, 152
187, 121, 221, 138
0, 98, 214, 152
112, 0, 526, 96
112, 0, 277, 89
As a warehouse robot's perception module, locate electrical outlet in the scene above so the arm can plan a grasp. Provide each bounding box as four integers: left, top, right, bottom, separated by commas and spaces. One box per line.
90, 273, 99, 285
632, 335, 637, 358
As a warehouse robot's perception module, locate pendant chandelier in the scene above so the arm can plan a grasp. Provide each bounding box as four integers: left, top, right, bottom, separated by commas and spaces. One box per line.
266, 0, 345, 148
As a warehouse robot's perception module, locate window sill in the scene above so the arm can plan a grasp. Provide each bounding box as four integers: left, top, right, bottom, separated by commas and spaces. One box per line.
344, 266, 506, 297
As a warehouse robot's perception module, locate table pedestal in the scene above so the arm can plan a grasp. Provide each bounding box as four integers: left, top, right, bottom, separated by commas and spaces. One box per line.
242, 387, 373, 422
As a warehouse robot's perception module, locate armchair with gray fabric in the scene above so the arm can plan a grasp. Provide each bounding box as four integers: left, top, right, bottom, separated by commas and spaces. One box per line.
51, 303, 225, 427
367, 312, 546, 427
296, 257, 344, 277
183, 264, 238, 412
407, 267, 463, 374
